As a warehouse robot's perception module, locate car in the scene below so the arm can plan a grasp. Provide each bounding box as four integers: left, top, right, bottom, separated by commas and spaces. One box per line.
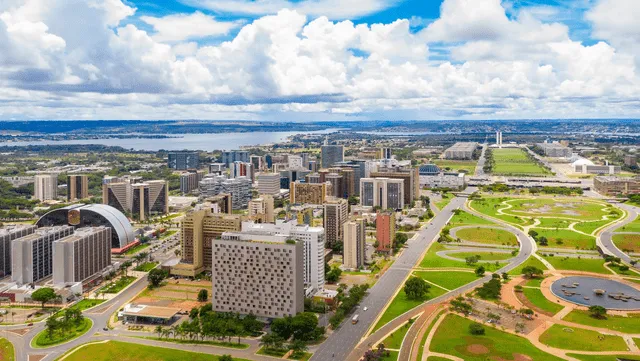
103, 327, 109, 331
27, 323, 33, 326
363, 307, 368, 311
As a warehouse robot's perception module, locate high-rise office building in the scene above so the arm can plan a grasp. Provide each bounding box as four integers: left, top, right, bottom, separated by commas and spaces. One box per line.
256, 173, 281, 196
321, 143, 344, 168
496, 131, 503, 146
288, 155, 303, 169
180, 170, 205, 194
370, 167, 419, 205
290, 181, 328, 205
53, 227, 111, 286
12, 226, 75, 284
230, 161, 254, 182
248, 195, 275, 224
265, 154, 273, 169
102, 176, 168, 221
222, 177, 252, 210
67, 175, 89, 202
171, 209, 244, 277
201, 194, 233, 214
360, 177, 405, 210
209, 163, 226, 175
323, 198, 348, 246
221, 151, 249, 166
325, 173, 343, 198
212, 236, 304, 318
0, 225, 36, 277
250, 155, 262, 172
222, 220, 325, 292
168, 152, 199, 170
308, 160, 319, 173
377, 148, 392, 160
343, 218, 365, 269
376, 212, 395, 253
34, 174, 58, 201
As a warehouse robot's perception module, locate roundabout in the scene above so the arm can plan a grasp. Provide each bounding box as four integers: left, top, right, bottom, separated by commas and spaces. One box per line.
550, 276, 640, 310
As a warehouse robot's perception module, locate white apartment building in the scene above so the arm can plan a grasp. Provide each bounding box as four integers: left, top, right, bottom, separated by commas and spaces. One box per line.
34, 174, 58, 201
360, 177, 405, 210
248, 195, 275, 224
12, 226, 75, 284
256, 173, 281, 196
222, 220, 325, 293
53, 227, 112, 286
0, 225, 37, 277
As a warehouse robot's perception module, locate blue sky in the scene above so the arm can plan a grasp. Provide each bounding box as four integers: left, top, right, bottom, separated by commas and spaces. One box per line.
0, 0, 638, 120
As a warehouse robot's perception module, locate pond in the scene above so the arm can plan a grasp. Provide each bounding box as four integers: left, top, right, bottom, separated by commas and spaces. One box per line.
550, 276, 640, 310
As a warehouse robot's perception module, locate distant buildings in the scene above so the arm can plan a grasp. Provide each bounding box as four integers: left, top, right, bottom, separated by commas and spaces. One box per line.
221, 151, 249, 166
376, 212, 395, 253
290, 181, 329, 205
536, 142, 572, 158
67, 174, 89, 202
370, 167, 419, 205
201, 194, 233, 215
248, 195, 275, 224
594, 176, 640, 196
12, 226, 75, 284
102, 176, 169, 221
343, 218, 366, 269
360, 178, 404, 210
168, 152, 199, 170
0, 225, 36, 278
288, 155, 303, 169
199, 175, 252, 210
250, 155, 262, 172
574, 164, 621, 175
321, 143, 344, 168
208, 163, 226, 175
256, 173, 281, 196
323, 198, 348, 246
419, 165, 466, 190
180, 170, 206, 194
624, 155, 637, 167
53, 227, 111, 286
496, 131, 503, 147
377, 147, 392, 160
34, 174, 58, 201
443, 142, 478, 160
230, 161, 254, 182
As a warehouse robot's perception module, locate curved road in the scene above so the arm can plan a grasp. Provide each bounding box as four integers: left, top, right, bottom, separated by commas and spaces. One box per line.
598, 202, 640, 269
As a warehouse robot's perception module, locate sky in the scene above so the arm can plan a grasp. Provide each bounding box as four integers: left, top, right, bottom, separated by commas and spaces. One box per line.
0, 0, 639, 121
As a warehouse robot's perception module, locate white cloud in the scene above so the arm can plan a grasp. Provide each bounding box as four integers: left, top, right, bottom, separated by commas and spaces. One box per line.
141, 11, 242, 43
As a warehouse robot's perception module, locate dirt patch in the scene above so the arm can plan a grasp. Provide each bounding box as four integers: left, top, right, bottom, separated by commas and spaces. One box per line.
29, 355, 46, 361
6, 327, 31, 336
467, 344, 490, 354
492, 354, 533, 361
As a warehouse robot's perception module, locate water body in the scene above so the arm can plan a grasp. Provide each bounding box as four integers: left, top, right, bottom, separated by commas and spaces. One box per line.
0, 129, 338, 151
550, 276, 640, 310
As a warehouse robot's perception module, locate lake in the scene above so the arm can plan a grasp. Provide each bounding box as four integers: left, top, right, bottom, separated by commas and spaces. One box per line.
0, 129, 338, 151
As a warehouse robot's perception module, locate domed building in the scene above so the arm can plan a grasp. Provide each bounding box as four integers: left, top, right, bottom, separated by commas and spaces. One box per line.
36, 204, 135, 249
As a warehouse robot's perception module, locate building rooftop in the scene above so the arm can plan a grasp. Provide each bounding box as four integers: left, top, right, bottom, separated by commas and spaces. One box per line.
121, 304, 181, 319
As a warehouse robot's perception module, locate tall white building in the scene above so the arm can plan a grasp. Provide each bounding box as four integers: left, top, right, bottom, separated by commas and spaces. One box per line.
256, 173, 281, 196
0, 225, 36, 277
12, 226, 75, 284
288, 155, 303, 169
53, 227, 112, 286
222, 220, 326, 294
34, 174, 58, 201
343, 218, 366, 269
360, 177, 405, 209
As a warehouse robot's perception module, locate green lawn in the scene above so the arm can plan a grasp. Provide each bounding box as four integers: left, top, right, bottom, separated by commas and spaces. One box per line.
491, 148, 550, 176
447, 251, 515, 261
430, 314, 565, 361
573, 218, 619, 235
432, 160, 477, 174
608, 262, 637, 276
507, 198, 609, 221
256, 346, 287, 357
448, 211, 495, 227
469, 198, 532, 227
419, 243, 505, 272
380, 350, 399, 361
134, 262, 158, 272
59, 341, 250, 361
435, 193, 454, 210
416, 311, 444, 361
33, 317, 92, 348
535, 217, 573, 228
414, 271, 479, 291
539, 324, 628, 352
123, 243, 151, 255
159, 230, 177, 240
508, 255, 547, 275
562, 310, 640, 334
612, 233, 640, 253
53, 299, 105, 318
522, 288, 564, 315
541, 255, 610, 274
525, 277, 545, 287
531, 228, 596, 250
372, 287, 446, 332
380, 321, 412, 349
616, 218, 640, 233
0, 338, 14, 361
454, 227, 518, 246
138, 336, 249, 349
426, 357, 451, 361
567, 354, 640, 361
100, 276, 137, 294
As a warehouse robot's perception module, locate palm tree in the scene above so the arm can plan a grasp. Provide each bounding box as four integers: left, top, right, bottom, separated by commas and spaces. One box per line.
155, 325, 163, 339
170, 325, 178, 339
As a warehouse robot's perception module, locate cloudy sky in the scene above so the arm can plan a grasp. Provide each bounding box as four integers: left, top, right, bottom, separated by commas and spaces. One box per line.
0, 0, 639, 120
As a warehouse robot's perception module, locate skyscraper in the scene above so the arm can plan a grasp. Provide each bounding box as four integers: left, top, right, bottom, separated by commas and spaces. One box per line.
102, 176, 168, 220
0, 225, 36, 277
360, 177, 405, 210
323, 198, 348, 246
12, 226, 75, 284
180, 170, 205, 194
221, 151, 249, 166
230, 161, 253, 182
343, 218, 365, 269
376, 211, 395, 253
67, 174, 89, 202
290, 181, 328, 205
34, 174, 58, 201
168, 152, 199, 170
256, 172, 281, 196
321, 142, 344, 168
53, 227, 111, 285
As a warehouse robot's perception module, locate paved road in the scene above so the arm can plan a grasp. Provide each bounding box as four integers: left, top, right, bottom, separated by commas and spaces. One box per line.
475, 143, 487, 177
598, 202, 640, 269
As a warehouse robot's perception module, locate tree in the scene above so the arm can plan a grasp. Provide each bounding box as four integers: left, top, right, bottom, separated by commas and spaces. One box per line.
271, 317, 293, 340
522, 266, 543, 279
588, 305, 607, 319
219, 355, 233, 361
289, 339, 308, 355
538, 236, 548, 246
155, 325, 164, 339
326, 267, 342, 284
403, 276, 431, 300
476, 278, 502, 299
475, 266, 486, 277
465, 255, 481, 266
32, 287, 57, 308
147, 268, 167, 288
501, 272, 509, 281
198, 289, 208, 302
469, 322, 485, 335
46, 316, 58, 339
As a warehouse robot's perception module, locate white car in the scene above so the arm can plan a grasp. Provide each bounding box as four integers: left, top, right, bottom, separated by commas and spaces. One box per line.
363, 307, 368, 311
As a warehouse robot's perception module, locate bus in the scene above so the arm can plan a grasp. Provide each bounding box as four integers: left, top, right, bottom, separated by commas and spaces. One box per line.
352, 315, 359, 324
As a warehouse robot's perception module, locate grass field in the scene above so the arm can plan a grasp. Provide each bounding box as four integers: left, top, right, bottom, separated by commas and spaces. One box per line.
573, 219, 618, 235
539, 324, 628, 352
380, 321, 412, 349
134, 262, 158, 272
612, 233, 640, 253
52, 299, 105, 319
530, 228, 596, 250
426, 357, 451, 361
616, 218, 640, 233
454, 227, 518, 246
124, 243, 151, 255
0, 338, 14, 361
525, 277, 545, 287
138, 337, 249, 349
541, 255, 610, 274
448, 211, 494, 227
562, 310, 640, 334
522, 288, 564, 315
435, 193, 455, 210
430, 314, 565, 361
100, 276, 137, 294
432, 160, 477, 174
372, 286, 446, 332
507, 198, 608, 221
419, 243, 505, 272
414, 271, 479, 291
491, 148, 550, 176
416, 311, 444, 361
507, 255, 548, 275
567, 355, 640, 361
535, 217, 573, 228
380, 350, 399, 361
469, 198, 533, 227
33, 318, 92, 348
59, 341, 249, 361
447, 251, 514, 261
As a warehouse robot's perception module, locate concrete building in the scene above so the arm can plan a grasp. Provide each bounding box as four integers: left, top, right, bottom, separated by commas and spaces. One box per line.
53, 227, 111, 286
248, 195, 275, 224
594, 176, 640, 196
321, 143, 344, 168
420, 172, 466, 190
222, 220, 325, 293
201, 194, 233, 215
496, 131, 503, 146
180, 170, 205, 194
325, 173, 344, 198
288, 155, 303, 169
574, 164, 621, 175
370, 167, 419, 205
34, 174, 58, 201
443, 142, 478, 160
221, 151, 249, 166
376, 212, 395, 253
168, 152, 199, 170
624, 155, 637, 167
250, 155, 262, 172
343, 218, 365, 269
323, 198, 348, 246
377, 148, 392, 160
230, 161, 253, 182
536, 142, 572, 158
12, 226, 75, 284
209, 163, 226, 175
0, 225, 36, 278
360, 178, 405, 210
256, 173, 281, 196
171, 209, 244, 277
290, 181, 328, 205
199, 175, 252, 210
102, 176, 169, 221
211, 236, 304, 318
67, 175, 89, 202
